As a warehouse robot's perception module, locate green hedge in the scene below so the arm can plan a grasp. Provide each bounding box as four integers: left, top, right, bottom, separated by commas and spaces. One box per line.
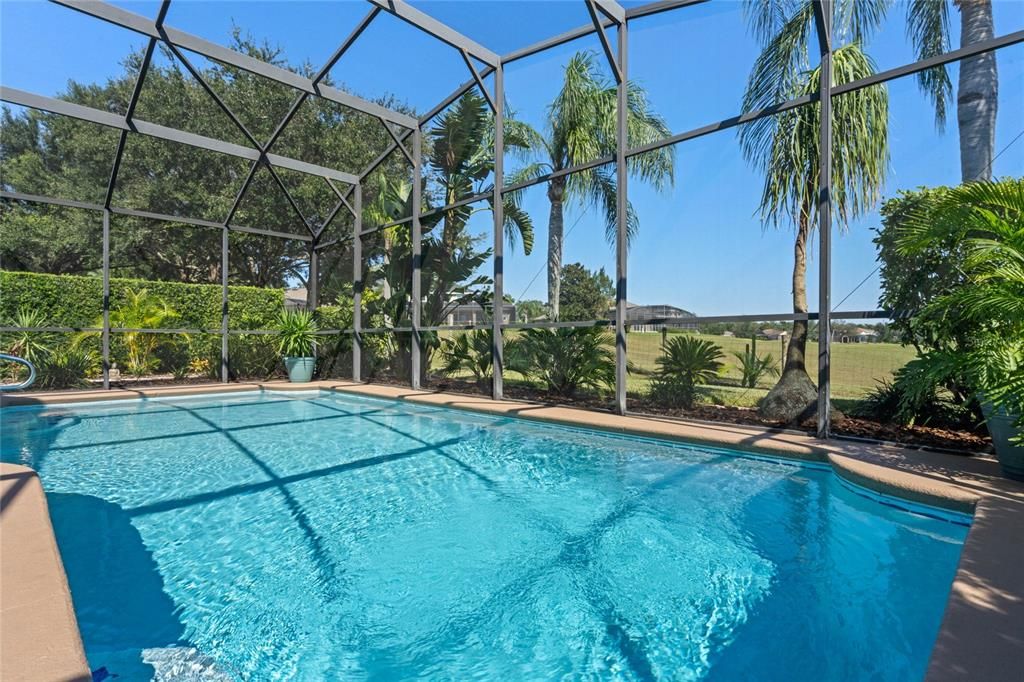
0, 270, 284, 329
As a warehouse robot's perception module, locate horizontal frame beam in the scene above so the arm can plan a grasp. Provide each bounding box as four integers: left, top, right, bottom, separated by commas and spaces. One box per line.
1, 190, 313, 242
50, 0, 417, 129
0, 86, 359, 185
366, 0, 500, 66
0, 311, 894, 337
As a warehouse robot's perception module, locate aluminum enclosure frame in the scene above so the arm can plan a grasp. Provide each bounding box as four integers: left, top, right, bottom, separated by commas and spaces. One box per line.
2, 0, 1022, 441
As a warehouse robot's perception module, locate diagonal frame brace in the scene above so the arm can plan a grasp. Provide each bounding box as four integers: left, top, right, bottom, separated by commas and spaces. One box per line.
379, 119, 415, 166
459, 50, 496, 113
584, 0, 624, 83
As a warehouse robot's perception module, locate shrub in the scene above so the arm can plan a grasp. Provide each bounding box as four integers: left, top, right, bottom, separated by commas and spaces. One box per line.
437, 330, 492, 387
732, 344, 779, 388
507, 326, 614, 397
649, 336, 724, 408
37, 347, 100, 390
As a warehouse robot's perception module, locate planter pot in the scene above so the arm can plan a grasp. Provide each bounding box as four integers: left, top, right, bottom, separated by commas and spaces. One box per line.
982, 401, 1024, 481
284, 357, 316, 383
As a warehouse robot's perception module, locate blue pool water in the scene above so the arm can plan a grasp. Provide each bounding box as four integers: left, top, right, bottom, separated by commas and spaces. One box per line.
2, 391, 967, 681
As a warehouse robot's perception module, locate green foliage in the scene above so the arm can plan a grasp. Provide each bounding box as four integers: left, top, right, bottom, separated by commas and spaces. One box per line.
732, 345, 780, 388
0, 36, 412, 302
544, 50, 675, 245
100, 288, 181, 376
851, 364, 969, 428
558, 263, 613, 321
36, 347, 100, 390
1, 271, 282, 330
515, 299, 549, 323
876, 186, 969, 350
508, 326, 615, 397
894, 179, 1024, 435
649, 336, 725, 408
1, 271, 285, 380
438, 330, 493, 387
3, 308, 51, 366
275, 310, 319, 358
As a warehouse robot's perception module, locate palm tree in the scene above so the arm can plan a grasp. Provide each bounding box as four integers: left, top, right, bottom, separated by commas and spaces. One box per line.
361, 93, 538, 378
740, 44, 889, 422
908, 0, 999, 181
540, 51, 675, 319
743, 0, 999, 182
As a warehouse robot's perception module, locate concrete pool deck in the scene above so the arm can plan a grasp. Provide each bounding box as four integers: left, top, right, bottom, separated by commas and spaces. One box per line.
2, 380, 1021, 681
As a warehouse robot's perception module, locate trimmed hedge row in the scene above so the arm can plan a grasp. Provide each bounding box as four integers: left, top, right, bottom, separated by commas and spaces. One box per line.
0, 270, 284, 329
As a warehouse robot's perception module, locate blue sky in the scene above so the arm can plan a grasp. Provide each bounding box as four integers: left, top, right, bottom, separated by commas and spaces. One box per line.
2, 0, 1023, 317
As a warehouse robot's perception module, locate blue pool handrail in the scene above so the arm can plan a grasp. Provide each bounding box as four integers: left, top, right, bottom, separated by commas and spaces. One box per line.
0, 353, 36, 391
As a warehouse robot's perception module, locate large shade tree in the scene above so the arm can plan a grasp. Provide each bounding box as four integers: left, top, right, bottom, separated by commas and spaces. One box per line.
0, 33, 410, 305
740, 43, 889, 422
539, 50, 675, 319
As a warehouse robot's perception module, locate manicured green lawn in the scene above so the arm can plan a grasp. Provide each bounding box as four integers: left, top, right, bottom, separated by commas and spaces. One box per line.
432, 329, 917, 405
625, 332, 916, 399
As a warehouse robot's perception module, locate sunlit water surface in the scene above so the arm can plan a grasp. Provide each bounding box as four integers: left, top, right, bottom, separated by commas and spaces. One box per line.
1, 391, 967, 680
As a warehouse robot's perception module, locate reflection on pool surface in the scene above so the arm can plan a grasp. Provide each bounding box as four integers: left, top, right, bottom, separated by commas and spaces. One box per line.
1, 391, 967, 680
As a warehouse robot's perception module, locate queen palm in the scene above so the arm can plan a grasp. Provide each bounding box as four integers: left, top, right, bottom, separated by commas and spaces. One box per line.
541, 51, 675, 319
743, 0, 999, 182
740, 44, 889, 422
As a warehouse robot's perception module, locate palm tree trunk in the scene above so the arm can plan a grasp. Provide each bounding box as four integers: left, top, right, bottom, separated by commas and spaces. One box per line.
547, 179, 566, 319
785, 205, 811, 375
758, 197, 818, 423
957, 0, 998, 181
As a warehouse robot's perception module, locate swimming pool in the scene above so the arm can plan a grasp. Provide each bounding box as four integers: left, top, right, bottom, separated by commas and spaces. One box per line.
1, 390, 967, 680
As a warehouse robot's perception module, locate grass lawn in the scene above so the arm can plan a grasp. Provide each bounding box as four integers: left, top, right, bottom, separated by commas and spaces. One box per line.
626, 332, 916, 399
431, 329, 917, 406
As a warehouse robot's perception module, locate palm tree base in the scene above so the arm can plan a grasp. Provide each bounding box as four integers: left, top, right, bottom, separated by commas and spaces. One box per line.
758, 368, 818, 423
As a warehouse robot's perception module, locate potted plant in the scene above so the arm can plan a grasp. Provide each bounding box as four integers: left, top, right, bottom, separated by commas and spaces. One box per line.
275, 309, 319, 383
897, 180, 1024, 478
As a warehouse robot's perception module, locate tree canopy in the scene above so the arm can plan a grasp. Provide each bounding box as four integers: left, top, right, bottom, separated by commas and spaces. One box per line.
0, 32, 412, 304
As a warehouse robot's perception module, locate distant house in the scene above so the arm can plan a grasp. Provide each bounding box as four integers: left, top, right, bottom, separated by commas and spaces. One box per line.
758, 328, 789, 341
722, 330, 735, 337
834, 327, 879, 343
284, 287, 308, 310
611, 302, 697, 332
446, 302, 516, 325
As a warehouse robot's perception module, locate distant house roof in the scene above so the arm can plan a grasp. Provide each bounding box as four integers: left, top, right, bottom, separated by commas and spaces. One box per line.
758, 328, 788, 339
612, 303, 696, 322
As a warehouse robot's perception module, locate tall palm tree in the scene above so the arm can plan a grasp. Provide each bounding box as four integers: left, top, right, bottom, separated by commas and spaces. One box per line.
908, 0, 998, 181
540, 51, 675, 319
740, 44, 889, 422
362, 93, 538, 377
744, 0, 999, 182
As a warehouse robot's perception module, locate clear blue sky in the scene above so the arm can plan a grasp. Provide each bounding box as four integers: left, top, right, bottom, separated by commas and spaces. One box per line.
2, 0, 1023, 317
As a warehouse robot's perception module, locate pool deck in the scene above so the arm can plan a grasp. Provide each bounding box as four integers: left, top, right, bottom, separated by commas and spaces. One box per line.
2, 380, 1021, 681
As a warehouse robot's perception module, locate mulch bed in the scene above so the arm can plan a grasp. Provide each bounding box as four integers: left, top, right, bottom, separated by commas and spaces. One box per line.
419, 377, 992, 455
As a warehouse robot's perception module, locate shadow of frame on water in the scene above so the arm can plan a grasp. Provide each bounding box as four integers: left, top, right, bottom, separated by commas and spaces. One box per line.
49, 493, 231, 680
